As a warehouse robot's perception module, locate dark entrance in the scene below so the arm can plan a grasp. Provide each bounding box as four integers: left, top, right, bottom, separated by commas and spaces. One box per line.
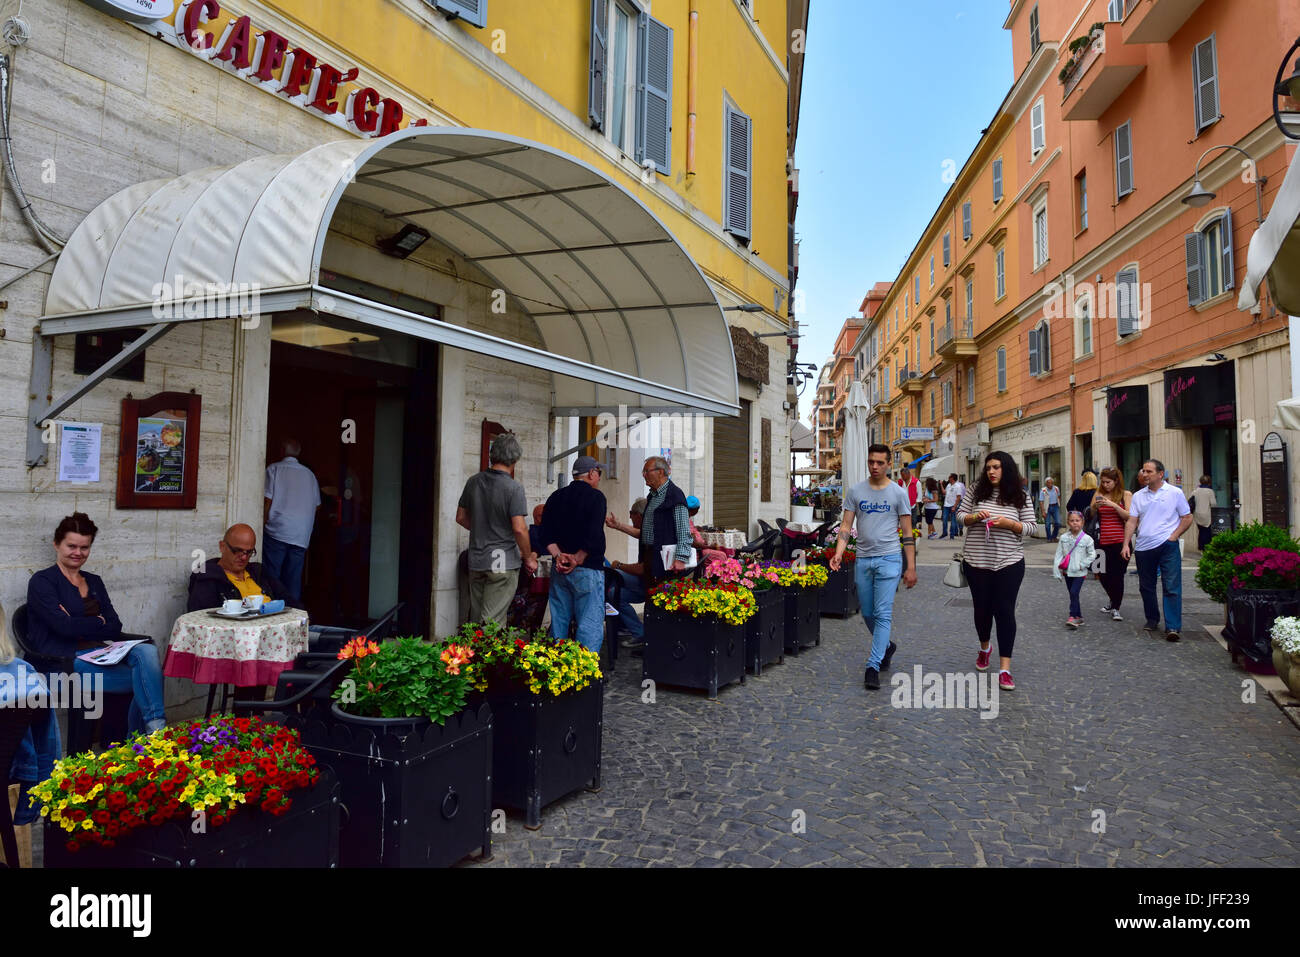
266, 313, 438, 636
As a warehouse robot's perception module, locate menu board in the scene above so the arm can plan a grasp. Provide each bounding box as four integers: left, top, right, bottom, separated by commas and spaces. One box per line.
134, 416, 186, 493
116, 392, 201, 510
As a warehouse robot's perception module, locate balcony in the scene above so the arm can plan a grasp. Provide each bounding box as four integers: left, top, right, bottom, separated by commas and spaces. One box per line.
1122, 0, 1206, 44
936, 317, 977, 360
900, 369, 924, 394
1061, 21, 1146, 122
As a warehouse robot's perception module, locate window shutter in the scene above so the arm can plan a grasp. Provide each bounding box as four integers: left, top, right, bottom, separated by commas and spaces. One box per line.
588, 0, 608, 131
1193, 37, 1219, 132
1185, 233, 1206, 306
723, 105, 752, 240
962, 203, 972, 240
1116, 267, 1138, 335
1029, 5, 1040, 53
1040, 321, 1051, 371
636, 13, 672, 174
997, 348, 1007, 390
993, 159, 1003, 202
433, 0, 487, 28
915, 277, 920, 304
1107, 0, 1123, 20
1115, 122, 1133, 198
943, 233, 950, 266
1219, 207, 1234, 291
1028, 327, 1040, 376
1031, 101, 1044, 154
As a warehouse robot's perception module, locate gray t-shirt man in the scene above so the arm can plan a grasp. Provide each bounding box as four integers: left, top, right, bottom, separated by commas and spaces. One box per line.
844, 479, 912, 557
458, 469, 528, 571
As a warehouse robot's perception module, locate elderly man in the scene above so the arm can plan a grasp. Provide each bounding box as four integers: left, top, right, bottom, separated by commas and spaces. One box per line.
1039, 477, 1061, 542
623, 455, 691, 581
457, 433, 537, 625
539, 456, 608, 651
263, 438, 320, 605
188, 523, 289, 612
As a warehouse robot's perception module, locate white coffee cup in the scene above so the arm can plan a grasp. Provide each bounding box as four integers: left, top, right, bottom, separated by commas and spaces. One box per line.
245, 594, 265, 611
222, 599, 244, 614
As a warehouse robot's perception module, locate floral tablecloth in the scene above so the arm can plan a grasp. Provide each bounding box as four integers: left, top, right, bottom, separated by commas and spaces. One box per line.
163, 608, 310, 686
699, 530, 748, 549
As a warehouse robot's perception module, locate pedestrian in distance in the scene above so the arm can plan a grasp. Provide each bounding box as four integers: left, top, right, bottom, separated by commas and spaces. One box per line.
1122, 459, 1194, 642
957, 452, 1038, 690
940, 472, 965, 539
1065, 469, 1097, 518
923, 477, 941, 538
1039, 477, 1061, 541
1186, 474, 1216, 551
1092, 467, 1133, 620
830, 443, 916, 691
1053, 510, 1096, 629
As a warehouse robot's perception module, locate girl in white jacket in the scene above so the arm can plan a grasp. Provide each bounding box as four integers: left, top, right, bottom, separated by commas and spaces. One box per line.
1053, 510, 1097, 629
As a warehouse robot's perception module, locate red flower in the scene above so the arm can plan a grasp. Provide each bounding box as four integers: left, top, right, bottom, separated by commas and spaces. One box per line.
92, 810, 110, 825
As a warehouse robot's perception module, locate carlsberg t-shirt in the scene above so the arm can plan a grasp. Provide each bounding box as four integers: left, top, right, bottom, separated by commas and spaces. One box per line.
844, 480, 911, 557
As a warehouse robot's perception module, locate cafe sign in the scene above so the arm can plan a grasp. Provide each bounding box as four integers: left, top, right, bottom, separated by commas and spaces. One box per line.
1163, 364, 1236, 430
79, 0, 175, 24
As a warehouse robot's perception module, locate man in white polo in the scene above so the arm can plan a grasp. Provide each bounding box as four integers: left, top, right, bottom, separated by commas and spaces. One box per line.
263, 438, 321, 606
1122, 458, 1194, 642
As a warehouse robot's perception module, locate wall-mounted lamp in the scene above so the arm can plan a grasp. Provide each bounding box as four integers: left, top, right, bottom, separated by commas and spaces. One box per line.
725, 304, 765, 313
378, 224, 431, 259
1209, 352, 1228, 362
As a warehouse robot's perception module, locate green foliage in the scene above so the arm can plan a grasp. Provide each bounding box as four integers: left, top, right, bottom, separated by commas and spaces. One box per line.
334, 636, 470, 724
1195, 522, 1300, 603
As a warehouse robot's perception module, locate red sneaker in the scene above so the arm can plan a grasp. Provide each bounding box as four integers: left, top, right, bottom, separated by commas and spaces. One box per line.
999, 671, 1015, 690
976, 646, 992, 671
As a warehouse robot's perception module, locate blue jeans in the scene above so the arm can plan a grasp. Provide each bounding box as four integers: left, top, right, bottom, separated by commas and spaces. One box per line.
1135, 540, 1182, 632
72, 643, 166, 734
613, 569, 645, 639
262, 534, 306, 604
549, 566, 605, 652
855, 552, 904, 669
2, 660, 62, 783
1065, 575, 1085, 618
1045, 504, 1060, 540
943, 507, 961, 538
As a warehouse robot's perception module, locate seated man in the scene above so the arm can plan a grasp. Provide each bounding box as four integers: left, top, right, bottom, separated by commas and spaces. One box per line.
187, 523, 288, 612
607, 498, 649, 650
528, 504, 546, 556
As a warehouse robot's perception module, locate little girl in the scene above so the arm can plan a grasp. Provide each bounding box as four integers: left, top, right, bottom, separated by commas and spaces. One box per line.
1052, 510, 1096, 629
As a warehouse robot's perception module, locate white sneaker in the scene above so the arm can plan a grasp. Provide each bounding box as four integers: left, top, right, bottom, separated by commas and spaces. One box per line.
1111, 609, 1123, 621
1101, 605, 1113, 613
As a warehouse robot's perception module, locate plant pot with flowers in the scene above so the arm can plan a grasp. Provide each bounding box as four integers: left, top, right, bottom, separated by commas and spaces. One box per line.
1219, 547, 1300, 672
645, 578, 756, 697
702, 556, 783, 675
1270, 616, 1300, 698
764, 561, 828, 654
35, 715, 339, 867
300, 636, 493, 867
807, 541, 860, 618
443, 621, 603, 830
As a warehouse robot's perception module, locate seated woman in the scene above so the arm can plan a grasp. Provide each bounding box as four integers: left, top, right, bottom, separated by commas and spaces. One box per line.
686, 496, 731, 566
1, 604, 61, 826
26, 512, 166, 736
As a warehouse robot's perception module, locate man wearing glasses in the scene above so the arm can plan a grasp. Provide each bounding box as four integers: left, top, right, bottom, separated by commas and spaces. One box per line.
613, 455, 691, 582
187, 523, 289, 612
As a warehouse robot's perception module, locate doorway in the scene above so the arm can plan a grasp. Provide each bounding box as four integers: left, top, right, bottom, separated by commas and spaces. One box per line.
1202, 426, 1240, 507
1115, 438, 1151, 492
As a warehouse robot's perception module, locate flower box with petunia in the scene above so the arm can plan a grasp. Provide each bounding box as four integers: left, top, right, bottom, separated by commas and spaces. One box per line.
644, 583, 749, 698
649, 580, 758, 625
441, 620, 602, 696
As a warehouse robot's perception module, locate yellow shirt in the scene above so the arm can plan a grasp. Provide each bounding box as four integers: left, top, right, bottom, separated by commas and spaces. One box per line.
224, 571, 269, 601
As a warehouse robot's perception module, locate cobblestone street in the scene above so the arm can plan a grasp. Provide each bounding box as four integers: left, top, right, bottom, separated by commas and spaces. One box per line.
472, 540, 1300, 867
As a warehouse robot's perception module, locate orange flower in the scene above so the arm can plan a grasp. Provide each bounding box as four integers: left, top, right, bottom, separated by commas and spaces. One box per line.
337, 643, 355, 660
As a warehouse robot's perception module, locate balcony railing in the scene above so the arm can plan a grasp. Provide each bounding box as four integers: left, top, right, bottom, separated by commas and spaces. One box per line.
936, 318, 977, 360
1061, 21, 1146, 121
895, 365, 910, 388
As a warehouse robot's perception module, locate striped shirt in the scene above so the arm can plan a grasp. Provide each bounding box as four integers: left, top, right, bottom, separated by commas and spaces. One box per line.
956, 488, 1039, 571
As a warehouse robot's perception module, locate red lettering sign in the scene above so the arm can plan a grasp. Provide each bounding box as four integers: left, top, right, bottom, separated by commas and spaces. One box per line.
180, 0, 220, 52
251, 29, 289, 82
214, 15, 253, 70
347, 87, 381, 134
278, 47, 317, 97
377, 97, 404, 137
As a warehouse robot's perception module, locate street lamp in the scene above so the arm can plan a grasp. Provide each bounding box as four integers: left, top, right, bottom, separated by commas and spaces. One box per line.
1181, 144, 1266, 225
1274, 36, 1300, 139
724, 304, 765, 312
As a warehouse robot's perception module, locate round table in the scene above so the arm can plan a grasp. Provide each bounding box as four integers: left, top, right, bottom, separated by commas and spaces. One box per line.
164, 607, 310, 687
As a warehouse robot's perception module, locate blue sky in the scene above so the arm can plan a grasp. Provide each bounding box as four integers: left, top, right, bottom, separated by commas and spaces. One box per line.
793, 1, 1013, 421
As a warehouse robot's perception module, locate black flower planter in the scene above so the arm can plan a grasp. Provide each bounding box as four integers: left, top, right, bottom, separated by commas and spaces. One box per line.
43, 766, 341, 868
643, 605, 748, 698
817, 563, 860, 617
783, 586, 821, 654
479, 682, 603, 830
290, 702, 493, 867
745, 588, 784, 675
1224, 586, 1300, 671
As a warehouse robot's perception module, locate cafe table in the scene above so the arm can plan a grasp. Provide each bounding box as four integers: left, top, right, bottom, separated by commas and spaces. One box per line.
164, 607, 310, 716
699, 530, 748, 550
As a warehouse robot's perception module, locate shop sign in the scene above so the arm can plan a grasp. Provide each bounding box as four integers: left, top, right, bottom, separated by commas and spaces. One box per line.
79, 0, 175, 24
169, 0, 427, 138
1163, 364, 1236, 430
900, 427, 934, 441
1260, 432, 1289, 529
1106, 384, 1149, 440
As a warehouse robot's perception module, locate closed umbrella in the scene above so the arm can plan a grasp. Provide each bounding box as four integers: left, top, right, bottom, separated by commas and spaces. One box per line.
841, 381, 870, 491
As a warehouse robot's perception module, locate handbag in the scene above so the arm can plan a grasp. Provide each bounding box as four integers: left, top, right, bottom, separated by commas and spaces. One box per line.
943, 552, 967, 588
1057, 533, 1082, 573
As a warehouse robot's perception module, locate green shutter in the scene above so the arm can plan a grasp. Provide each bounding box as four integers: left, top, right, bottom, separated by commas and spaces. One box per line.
588, 0, 607, 131
636, 12, 672, 175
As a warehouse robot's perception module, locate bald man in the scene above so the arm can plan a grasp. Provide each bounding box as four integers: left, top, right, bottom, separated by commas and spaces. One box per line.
186, 522, 289, 612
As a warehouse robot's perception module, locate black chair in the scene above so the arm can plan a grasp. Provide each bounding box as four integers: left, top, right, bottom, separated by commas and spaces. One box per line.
11, 604, 153, 754
757, 519, 775, 535
775, 518, 788, 530
735, 528, 778, 558
231, 655, 353, 719
0, 701, 37, 867
600, 569, 623, 674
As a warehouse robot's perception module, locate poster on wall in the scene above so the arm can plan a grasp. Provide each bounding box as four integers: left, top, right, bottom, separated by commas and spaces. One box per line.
57, 423, 102, 484
116, 392, 201, 509
134, 417, 186, 493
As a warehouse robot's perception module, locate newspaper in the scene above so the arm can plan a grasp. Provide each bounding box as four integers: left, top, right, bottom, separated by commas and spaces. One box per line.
76, 639, 148, 667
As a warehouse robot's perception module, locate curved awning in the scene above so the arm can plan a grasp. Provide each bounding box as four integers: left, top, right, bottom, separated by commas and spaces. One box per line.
41, 128, 740, 416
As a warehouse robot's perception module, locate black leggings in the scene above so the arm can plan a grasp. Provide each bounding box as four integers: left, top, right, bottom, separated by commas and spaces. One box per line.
963, 559, 1026, 659
1097, 542, 1129, 609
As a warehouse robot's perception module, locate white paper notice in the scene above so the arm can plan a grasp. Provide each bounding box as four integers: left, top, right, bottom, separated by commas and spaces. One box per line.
58, 423, 102, 483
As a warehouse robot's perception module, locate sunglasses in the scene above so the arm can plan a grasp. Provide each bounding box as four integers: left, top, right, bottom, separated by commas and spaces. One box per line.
223, 541, 256, 558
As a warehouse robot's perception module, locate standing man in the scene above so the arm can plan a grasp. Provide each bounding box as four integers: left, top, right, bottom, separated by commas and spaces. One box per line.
941, 472, 965, 540
1122, 459, 1194, 642
630, 455, 692, 581
1039, 477, 1061, 542
540, 456, 608, 651
830, 443, 917, 691
457, 433, 537, 625
1187, 474, 1215, 551
263, 439, 320, 606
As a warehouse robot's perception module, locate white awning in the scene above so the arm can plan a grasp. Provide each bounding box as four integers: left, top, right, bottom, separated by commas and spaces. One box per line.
919, 455, 954, 480
41, 128, 740, 416
1240, 144, 1300, 314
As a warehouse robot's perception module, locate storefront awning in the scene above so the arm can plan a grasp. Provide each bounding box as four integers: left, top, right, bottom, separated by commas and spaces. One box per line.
1240, 144, 1300, 314
40, 127, 740, 417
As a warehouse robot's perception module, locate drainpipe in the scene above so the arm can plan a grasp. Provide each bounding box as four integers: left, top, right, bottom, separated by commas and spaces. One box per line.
687, 2, 698, 177
1068, 373, 1076, 489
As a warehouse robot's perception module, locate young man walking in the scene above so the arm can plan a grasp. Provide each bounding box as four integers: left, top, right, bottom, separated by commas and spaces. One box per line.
1122, 459, 1194, 642
940, 472, 965, 539
830, 443, 917, 690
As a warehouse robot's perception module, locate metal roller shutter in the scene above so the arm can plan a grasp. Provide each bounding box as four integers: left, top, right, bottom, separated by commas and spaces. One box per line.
712, 399, 750, 532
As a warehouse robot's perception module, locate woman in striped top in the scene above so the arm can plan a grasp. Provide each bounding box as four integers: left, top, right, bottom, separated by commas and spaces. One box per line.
1091, 466, 1133, 620
957, 451, 1038, 690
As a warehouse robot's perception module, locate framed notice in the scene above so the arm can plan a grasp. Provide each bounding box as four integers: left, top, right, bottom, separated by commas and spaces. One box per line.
116, 392, 201, 509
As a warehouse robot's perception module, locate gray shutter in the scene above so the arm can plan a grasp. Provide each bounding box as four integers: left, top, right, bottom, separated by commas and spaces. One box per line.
1040, 321, 1051, 371
1116, 267, 1137, 335
588, 0, 607, 131
1220, 206, 1234, 291
943, 233, 950, 265
962, 203, 972, 239
1185, 233, 1206, 306
1193, 36, 1219, 132
1028, 327, 1040, 376
433, 0, 487, 28
1115, 122, 1133, 198
636, 12, 672, 175
724, 105, 752, 240
993, 159, 1003, 202
997, 348, 1006, 390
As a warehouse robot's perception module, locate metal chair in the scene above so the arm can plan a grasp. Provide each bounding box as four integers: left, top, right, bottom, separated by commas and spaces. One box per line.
735, 528, 778, 558
232, 655, 353, 719
757, 519, 775, 535
307, 601, 405, 656
0, 703, 37, 867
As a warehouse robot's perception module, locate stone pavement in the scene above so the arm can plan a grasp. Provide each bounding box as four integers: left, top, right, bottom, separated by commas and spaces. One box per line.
470, 536, 1300, 867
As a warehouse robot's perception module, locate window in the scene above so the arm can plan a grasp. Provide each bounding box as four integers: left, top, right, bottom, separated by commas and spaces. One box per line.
915, 276, 921, 305
1076, 170, 1088, 231
905, 293, 909, 319
944, 298, 951, 327
1031, 98, 1045, 157
1193, 36, 1220, 133
1107, 0, 1123, 20
995, 247, 1006, 299
1186, 209, 1235, 306
993, 158, 1003, 204
962, 203, 972, 241
966, 366, 975, 405
929, 320, 935, 355
1117, 265, 1140, 335
942, 381, 953, 417
434, 0, 487, 28
964, 280, 974, 325
1075, 296, 1092, 357
929, 391, 935, 423
943, 233, 951, 267
1114, 121, 1133, 200
1029, 320, 1051, 376
996, 347, 1007, 391
724, 102, 752, 240
929, 256, 935, 286
589, 1, 671, 174
1033, 201, 1048, 269
1029, 4, 1040, 55
904, 407, 909, 428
